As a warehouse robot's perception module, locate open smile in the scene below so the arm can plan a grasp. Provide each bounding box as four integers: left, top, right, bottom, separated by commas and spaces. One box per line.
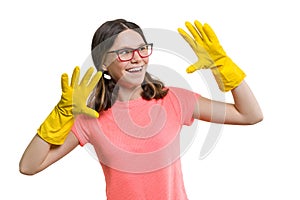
125, 66, 143, 73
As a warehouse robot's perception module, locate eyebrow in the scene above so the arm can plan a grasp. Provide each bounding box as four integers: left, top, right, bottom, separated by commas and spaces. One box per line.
115, 43, 146, 50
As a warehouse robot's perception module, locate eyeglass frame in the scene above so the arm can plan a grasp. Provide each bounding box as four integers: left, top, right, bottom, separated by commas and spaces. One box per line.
106, 43, 153, 62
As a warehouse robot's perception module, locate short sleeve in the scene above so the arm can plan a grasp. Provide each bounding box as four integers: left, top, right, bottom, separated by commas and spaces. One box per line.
168, 87, 200, 126
71, 114, 93, 146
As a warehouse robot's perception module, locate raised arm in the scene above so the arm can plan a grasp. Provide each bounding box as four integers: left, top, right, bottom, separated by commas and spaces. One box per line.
19, 132, 79, 175
19, 67, 102, 175
178, 20, 263, 125
194, 80, 263, 125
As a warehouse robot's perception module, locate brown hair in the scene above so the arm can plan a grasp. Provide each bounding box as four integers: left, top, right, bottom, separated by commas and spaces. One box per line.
89, 19, 168, 112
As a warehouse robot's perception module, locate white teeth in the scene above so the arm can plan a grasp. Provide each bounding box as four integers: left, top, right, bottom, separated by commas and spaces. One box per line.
126, 67, 143, 72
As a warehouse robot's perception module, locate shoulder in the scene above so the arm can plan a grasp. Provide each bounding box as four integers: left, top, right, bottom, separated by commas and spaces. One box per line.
162, 86, 200, 110
166, 86, 201, 99
73, 114, 99, 134
165, 86, 201, 113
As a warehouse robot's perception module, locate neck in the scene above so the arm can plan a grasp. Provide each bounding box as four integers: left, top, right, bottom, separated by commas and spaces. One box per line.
117, 85, 143, 102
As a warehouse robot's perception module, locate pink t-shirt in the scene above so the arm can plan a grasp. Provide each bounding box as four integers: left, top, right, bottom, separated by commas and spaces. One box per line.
72, 87, 200, 200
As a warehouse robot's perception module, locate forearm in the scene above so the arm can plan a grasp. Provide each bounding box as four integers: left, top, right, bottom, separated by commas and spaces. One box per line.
230, 80, 263, 124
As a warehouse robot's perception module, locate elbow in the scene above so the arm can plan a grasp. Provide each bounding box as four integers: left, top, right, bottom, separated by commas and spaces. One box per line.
246, 112, 264, 125
19, 162, 39, 176
247, 117, 263, 125
19, 170, 35, 176
19, 167, 38, 176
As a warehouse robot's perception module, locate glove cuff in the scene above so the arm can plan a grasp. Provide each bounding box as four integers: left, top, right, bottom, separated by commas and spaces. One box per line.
211, 58, 246, 92
37, 106, 74, 145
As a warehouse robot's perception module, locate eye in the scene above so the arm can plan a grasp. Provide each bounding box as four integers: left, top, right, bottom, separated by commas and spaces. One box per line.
139, 45, 148, 51
118, 48, 132, 55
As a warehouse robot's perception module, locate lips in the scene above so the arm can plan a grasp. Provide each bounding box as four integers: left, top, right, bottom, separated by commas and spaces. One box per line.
125, 66, 143, 73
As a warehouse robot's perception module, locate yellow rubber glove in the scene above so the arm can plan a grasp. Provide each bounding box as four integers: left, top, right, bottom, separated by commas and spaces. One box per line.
37, 66, 102, 145
178, 20, 246, 92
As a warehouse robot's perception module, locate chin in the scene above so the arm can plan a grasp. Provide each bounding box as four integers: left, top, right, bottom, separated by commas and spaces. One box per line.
116, 74, 145, 89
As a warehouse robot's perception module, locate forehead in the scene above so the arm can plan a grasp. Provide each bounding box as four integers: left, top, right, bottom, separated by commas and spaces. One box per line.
111, 29, 145, 49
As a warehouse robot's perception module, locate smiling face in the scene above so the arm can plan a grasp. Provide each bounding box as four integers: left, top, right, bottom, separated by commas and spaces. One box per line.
103, 29, 149, 89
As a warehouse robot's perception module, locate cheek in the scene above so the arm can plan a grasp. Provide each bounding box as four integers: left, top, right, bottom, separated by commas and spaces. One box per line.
108, 62, 127, 80
143, 57, 149, 64
104, 54, 118, 66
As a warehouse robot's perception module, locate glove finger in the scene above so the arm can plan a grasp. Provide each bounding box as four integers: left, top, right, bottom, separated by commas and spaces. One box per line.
82, 107, 99, 118
178, 28, 197, 50
61, 73, 69, 93
86, 71, 102, 91
203, 23, 220, 43
70, 66, 80, 88
185, 21, 203, 45
80, 67, 94, 86
194, 20, 210, 44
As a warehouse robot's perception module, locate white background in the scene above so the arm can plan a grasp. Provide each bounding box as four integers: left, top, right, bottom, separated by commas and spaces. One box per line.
1, 0, 300, 199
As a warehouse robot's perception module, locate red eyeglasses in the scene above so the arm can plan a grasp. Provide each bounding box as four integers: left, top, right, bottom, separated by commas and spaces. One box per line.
106, 43, 153, 62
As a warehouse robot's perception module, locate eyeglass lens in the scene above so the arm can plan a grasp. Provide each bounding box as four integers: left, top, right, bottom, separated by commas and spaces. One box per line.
118, 44, 152, 61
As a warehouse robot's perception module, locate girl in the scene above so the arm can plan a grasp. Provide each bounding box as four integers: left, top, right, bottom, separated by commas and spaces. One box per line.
19, 19, 263, 199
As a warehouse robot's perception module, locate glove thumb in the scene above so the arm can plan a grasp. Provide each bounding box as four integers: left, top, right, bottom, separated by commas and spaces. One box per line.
186, 64, 198, 73
186, 59, 211, 73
